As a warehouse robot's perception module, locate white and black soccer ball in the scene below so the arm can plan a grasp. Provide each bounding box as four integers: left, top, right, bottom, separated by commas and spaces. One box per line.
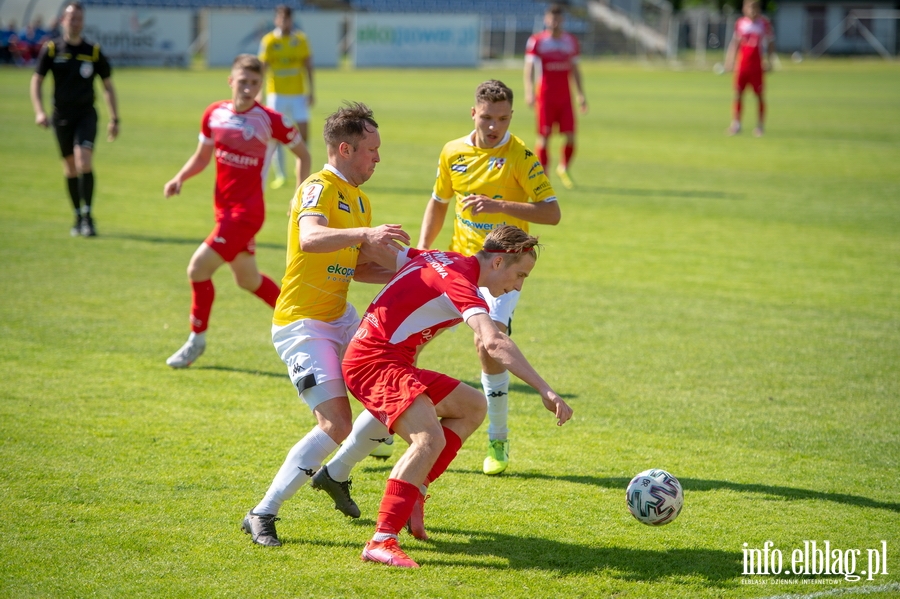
626, 469, 684, 526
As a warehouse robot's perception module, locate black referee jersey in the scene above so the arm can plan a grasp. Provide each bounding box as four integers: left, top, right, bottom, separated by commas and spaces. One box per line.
35, 37, 112, 117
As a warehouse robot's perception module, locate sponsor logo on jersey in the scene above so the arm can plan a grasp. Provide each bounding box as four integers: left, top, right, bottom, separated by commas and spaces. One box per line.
214, 236, 226, 244
424, 250, 454, 279
528, 160, 542, 174
327, 263, 355, 277
338, 200, 350, 213
363, 312, 380, 329
457, 214, 505, 232
216, 149, 259, 167
451, 164, 468, 174
524, 149, 534, 159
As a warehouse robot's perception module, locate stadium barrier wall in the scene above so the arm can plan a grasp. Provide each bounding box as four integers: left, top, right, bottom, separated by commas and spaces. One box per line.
80, 7, 192, 66
351, 13, 480, 67
206, 10, 342, 68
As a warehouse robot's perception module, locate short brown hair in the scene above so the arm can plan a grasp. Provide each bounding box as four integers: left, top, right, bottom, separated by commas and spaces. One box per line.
548, 3, 565, 16
479, 225, 541, 263
232, 54, 263, 74
475, 80, 514, 107
323, 102, 378, 150
275, 4, 291, 18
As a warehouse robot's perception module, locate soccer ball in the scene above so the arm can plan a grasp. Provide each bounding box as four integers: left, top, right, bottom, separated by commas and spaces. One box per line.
626, 469, 684, 526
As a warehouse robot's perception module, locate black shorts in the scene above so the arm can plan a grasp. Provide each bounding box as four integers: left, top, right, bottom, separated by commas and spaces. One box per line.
53, 107, 98, 157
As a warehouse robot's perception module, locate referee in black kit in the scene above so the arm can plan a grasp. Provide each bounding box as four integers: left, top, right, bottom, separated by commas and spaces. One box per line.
30, 1, 119, 237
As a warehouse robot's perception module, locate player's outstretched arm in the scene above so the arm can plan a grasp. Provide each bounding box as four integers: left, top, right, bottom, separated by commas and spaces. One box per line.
523, 57, 536, 108
163, 141, 213, 198
299, 217, 409, 255
289, 139, 311, 186
461, 195, 561, 226
417, 198, 449, 249
571, 65, 588, 114
467, 312, 573, 426
29, 74, 49, 128
724, 37, 739, 71
101, 77, 119, 141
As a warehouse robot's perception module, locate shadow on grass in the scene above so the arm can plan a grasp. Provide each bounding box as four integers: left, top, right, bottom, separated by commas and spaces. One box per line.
424, 528, 740, 582
296, 528, 739, 583
497, 473, 900, 513
194, 365, 287, 379
103, 232, 284, 251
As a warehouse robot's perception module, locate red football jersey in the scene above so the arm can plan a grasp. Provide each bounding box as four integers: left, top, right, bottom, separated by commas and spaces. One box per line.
525, 30, 580, 102
734, 16, 774, 71
343, 248, 489, 366
200, 100, 299, 224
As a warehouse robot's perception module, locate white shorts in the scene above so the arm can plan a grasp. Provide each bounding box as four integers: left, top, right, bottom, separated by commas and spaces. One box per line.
480, 288, 519, 333
267, 93, 309, 125
272, 304, 360, 410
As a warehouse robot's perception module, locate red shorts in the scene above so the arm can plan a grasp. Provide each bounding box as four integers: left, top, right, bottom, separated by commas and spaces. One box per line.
735, 68, 764, 96
536, 96, 575, 137
204, 218, 261, 262
342, 357, 460, 433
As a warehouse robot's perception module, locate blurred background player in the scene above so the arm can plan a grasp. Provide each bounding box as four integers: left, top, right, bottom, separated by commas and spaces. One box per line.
258, 4, 314, 190
162, 54, 310, 369
345, 225, 573, 568
241, 103, 410, 548
30, 2, 119, 237
524, 3, 587, 190
724, 0, 775, 137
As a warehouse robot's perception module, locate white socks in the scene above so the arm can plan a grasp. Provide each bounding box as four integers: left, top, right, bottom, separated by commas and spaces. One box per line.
254, 426, 338, 516
188, 331, 205, 345
482, 370, 510, 440
326, 410, 391, 481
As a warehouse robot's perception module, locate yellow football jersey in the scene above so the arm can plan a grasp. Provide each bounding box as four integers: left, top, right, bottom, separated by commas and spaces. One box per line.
258, 31, 311, 95
273, 167, 373, 325
433, 131, 557, 256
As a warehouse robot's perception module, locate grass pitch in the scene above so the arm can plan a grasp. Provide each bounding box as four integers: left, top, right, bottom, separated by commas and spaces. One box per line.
1, 57, 899, 598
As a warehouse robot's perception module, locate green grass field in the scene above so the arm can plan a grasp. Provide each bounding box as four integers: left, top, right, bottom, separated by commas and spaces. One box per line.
1, 57, 898, 598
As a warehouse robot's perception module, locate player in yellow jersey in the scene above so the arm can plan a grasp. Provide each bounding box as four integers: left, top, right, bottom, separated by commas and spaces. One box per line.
241, 102, 410, 547
258, 5, 314, 190
311, 80, 561, 542
418, 79, 560, 477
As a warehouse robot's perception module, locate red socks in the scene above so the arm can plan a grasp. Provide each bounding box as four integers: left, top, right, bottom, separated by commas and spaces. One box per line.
425, 427, 462, 486
537, 145, 549, 169
190, 280, 215, 333
375, 478, 421, 535
253, 274, 280, 308
562, 143, 574, 169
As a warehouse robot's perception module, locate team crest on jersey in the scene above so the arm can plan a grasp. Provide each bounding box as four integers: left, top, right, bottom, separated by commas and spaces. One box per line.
488, 157, 506, 171
242, 125, 256, 141
79, 61, 93, 78
301, 183, 324, 208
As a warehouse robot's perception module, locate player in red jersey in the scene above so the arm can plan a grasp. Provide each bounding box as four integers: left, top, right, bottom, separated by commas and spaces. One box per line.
162, 54, 310, 368
724, 0, 775, 136
344, 225, 573, 568
524, 3, 587, 189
